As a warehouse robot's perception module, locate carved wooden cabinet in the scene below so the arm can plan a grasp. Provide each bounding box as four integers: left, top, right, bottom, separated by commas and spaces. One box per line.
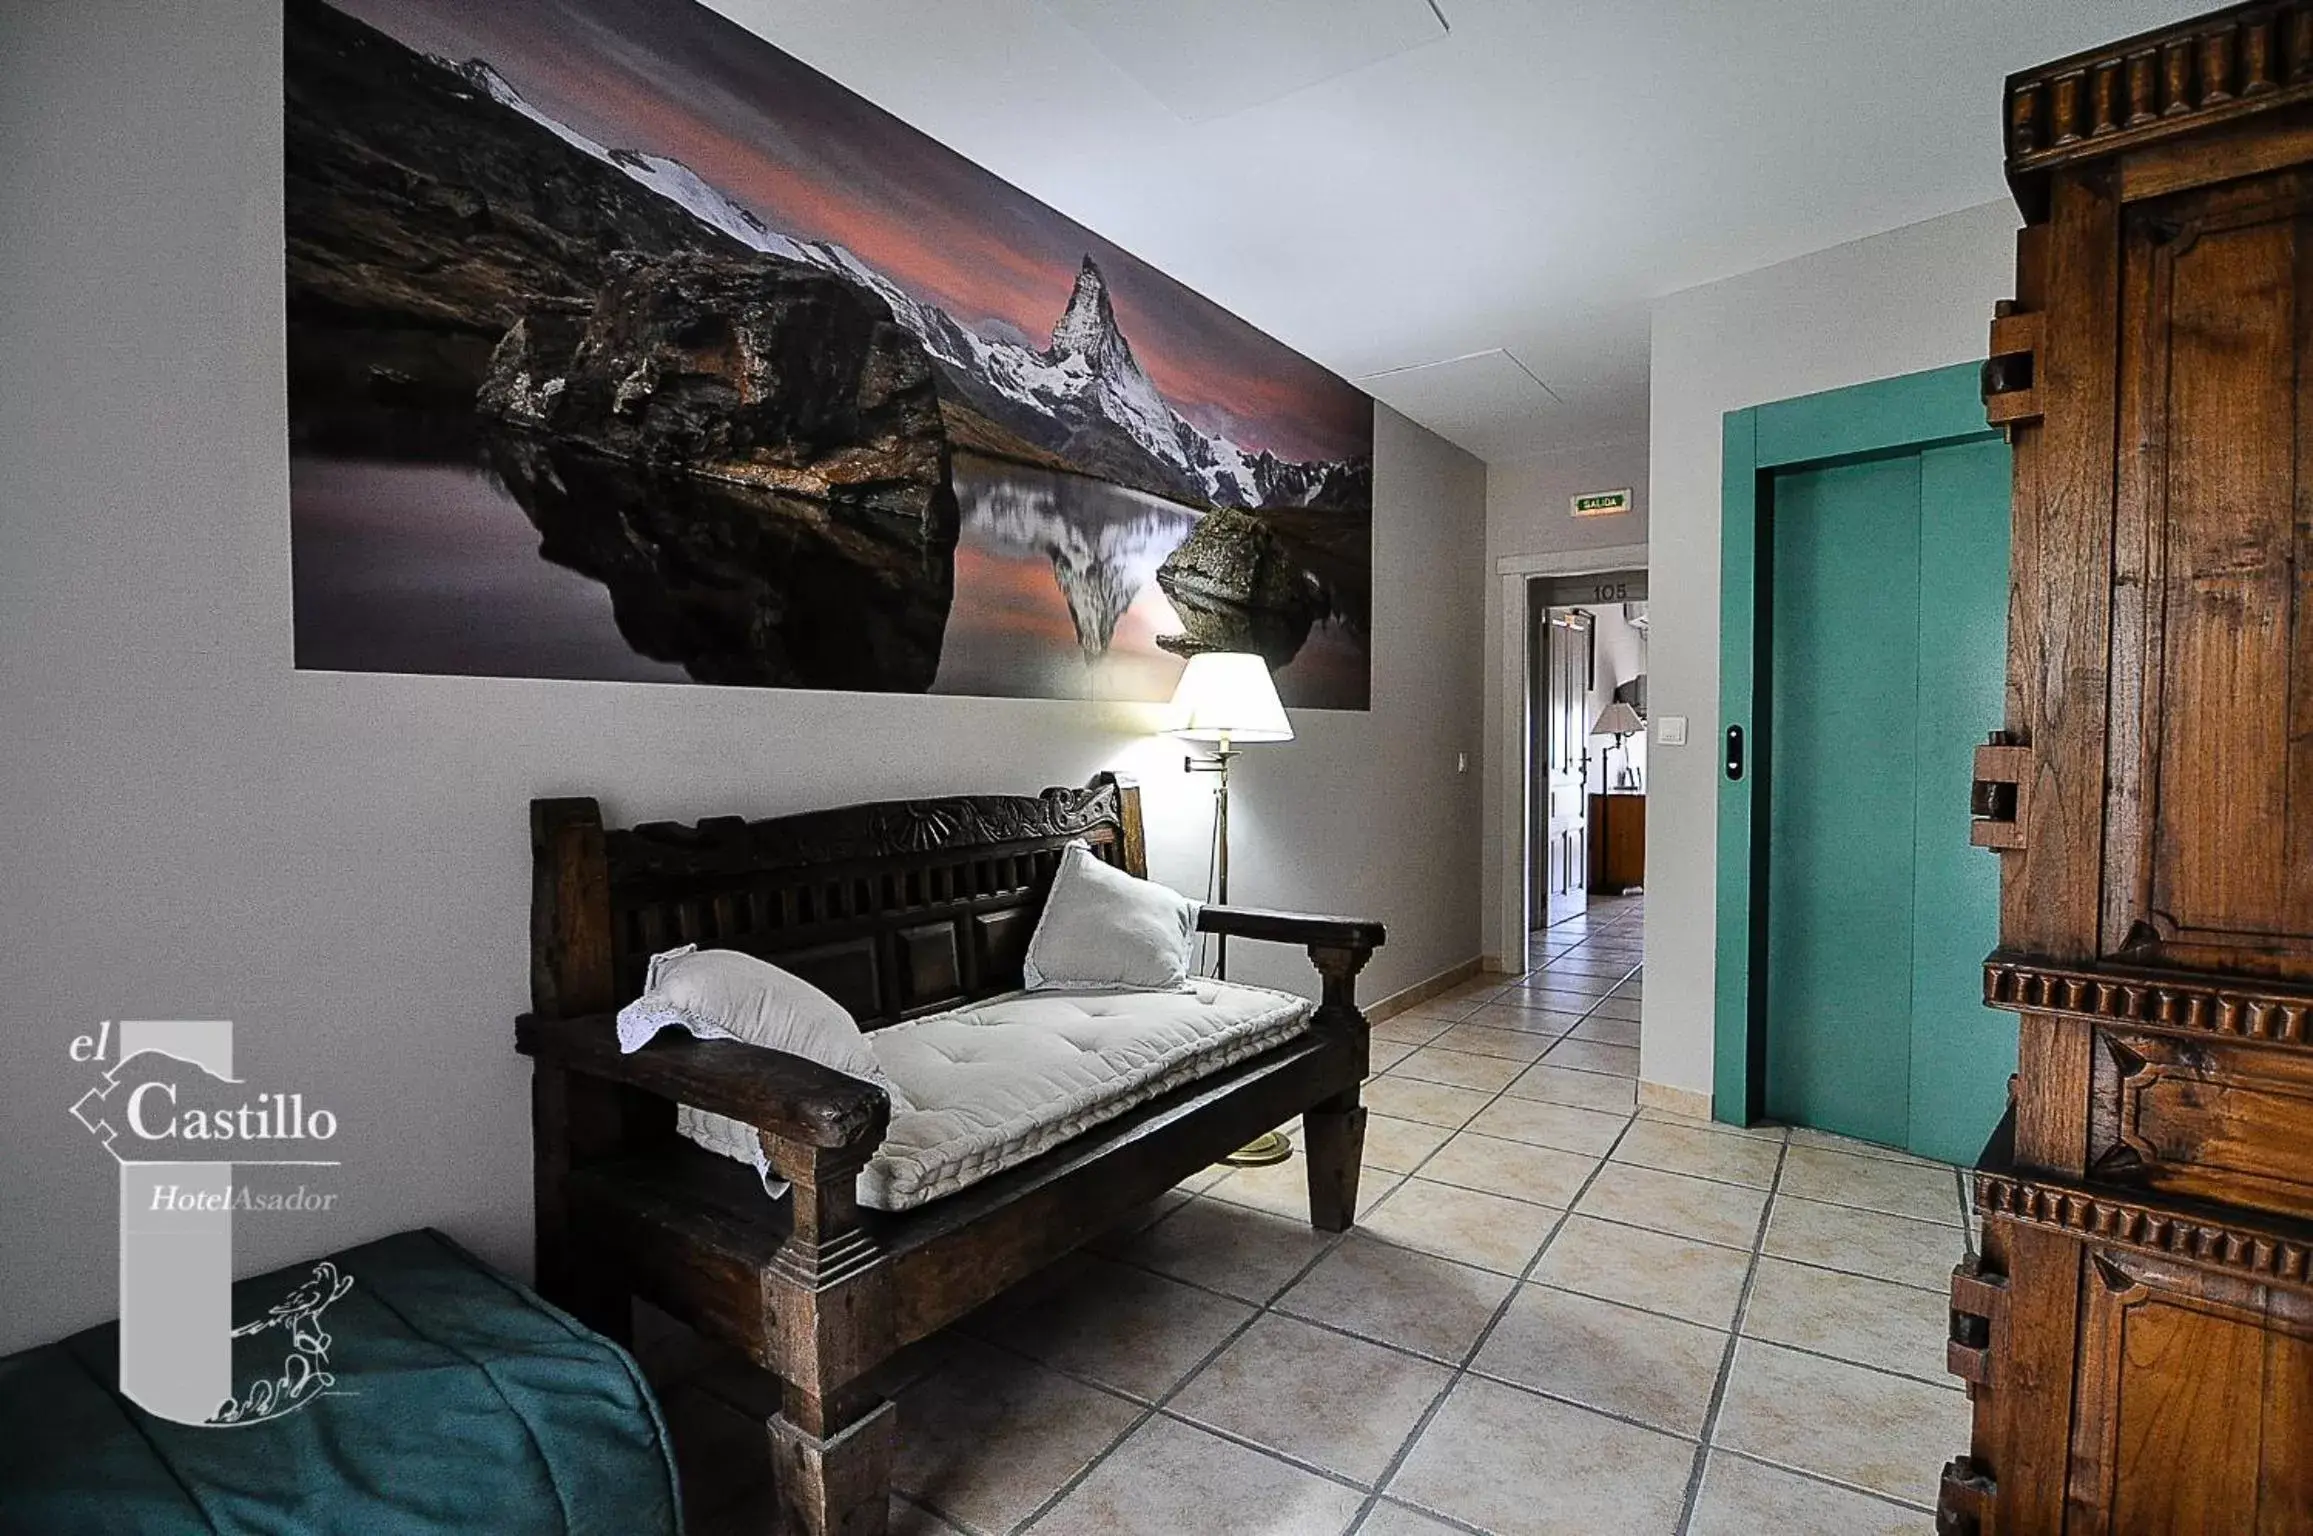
1948, 6, 2313, 1532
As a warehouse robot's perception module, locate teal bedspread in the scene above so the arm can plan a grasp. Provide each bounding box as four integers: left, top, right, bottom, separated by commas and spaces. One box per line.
0, 1229, 680, 1535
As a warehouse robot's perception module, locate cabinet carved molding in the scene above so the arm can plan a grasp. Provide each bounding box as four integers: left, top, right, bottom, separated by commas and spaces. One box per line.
1984, 954, 2313, 1046
2005, 3, 2313, 206
1974, 1167, 2313, 1287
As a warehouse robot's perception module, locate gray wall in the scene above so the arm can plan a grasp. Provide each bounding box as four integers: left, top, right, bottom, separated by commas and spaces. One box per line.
1640, 200, 2020, 1099
1479, 435, 1650, 964
0, 0, 1488, 1354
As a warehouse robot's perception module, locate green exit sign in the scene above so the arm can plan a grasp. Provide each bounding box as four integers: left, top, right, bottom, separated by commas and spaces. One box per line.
1571, 488, 1633, 518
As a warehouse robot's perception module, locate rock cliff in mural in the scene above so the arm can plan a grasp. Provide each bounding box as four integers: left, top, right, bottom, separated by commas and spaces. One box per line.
284, 0, 1374, 705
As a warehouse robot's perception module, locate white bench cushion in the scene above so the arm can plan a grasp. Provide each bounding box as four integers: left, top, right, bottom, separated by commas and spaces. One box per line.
676, 979, 1314, 1211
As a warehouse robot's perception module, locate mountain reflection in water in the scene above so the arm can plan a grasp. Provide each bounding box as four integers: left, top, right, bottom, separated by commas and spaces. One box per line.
289, 439, 1364, 707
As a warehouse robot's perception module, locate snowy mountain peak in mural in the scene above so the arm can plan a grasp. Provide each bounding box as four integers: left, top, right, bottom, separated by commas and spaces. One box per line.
284, 0, 1373, 707
448, 53, 1362, 522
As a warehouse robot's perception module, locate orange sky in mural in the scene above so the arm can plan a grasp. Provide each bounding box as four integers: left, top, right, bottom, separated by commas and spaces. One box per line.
335, 0, 1372, 466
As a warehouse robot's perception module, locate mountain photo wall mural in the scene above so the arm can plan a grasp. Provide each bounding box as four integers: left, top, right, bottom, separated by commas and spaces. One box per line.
283, 0, 1376, 707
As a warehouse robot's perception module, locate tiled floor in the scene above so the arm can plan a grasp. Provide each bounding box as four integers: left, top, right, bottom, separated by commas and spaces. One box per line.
674, 896, 1972, 1534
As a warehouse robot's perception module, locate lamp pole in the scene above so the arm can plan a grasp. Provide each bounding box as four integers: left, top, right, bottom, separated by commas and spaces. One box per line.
1189, 729, 1238, 979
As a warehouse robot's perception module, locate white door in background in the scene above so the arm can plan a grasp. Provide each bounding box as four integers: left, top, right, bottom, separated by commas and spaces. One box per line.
1534, 608, 1592, 926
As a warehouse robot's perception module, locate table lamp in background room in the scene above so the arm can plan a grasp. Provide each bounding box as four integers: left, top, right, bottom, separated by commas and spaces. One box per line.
1591, 700, 1646, 894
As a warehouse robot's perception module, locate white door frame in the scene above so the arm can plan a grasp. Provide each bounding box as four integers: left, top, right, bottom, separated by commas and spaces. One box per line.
1494, 543, 1649, 974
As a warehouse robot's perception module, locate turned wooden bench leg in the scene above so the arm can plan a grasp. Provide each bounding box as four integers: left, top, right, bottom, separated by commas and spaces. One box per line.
762, 1134, 897, 1536
768, 1386, 894, 1536
1303, 1088, 1366, 1232
1302, 941, 1374, 1233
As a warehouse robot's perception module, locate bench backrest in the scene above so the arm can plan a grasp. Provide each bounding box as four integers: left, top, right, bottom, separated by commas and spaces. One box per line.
529, 774, 1145, 1029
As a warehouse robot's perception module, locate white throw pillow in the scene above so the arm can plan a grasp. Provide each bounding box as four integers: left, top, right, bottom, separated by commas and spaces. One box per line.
616, 944, 910, 1113
1022, 840, 1201, 993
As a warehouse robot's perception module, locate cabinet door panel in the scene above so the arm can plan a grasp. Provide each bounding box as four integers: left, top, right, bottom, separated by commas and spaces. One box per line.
2067, 1247, 2313, 1534
2105, 171, 2313, 982
2090, 1027, 2313, 1222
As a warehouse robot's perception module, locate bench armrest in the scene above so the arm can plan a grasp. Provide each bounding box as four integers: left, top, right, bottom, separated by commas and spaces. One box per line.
1196, 905, 1385, 1039
516, 1012, 891, 1150
1197, 905, 1385, 951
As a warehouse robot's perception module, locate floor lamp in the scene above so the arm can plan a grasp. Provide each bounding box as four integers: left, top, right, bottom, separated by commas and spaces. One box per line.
1589, 701, 1645, 894
1169, 652, 1294, 1166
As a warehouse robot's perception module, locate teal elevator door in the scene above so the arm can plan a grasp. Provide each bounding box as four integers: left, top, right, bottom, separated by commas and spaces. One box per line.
1763, 437, 2014, 1161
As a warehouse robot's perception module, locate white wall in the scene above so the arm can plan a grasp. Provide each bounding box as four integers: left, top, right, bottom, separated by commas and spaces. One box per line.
0, 0, 1487, 1354
1639, 199, 2019, 1098
1480, 435, 1649, 965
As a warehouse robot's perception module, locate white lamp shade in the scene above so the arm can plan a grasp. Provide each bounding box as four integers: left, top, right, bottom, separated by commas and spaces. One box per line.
1167, 652, 1293, 744
1590, 701, 1646, 737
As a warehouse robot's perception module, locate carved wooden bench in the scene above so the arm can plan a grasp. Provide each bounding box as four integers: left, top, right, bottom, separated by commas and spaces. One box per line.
516, 773, 1382, 1534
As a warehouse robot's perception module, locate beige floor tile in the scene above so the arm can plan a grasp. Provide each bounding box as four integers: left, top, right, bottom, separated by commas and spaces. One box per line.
1210, 1154, 1395, 1222
1177, 1164, 1234, 1195
1475, 1284, 1727, 1436
1687, 1452, 1925, 1535
1389, 1376, 1694, 1536
1356, 1503, 1467, 1536
1716, 1339, 1967, 1504
1538, 955, 1639, 978
1779, 1146, 1963, 1226
1459, 1003, 1582, 1036
1363, 1074, 1494, 1128
1361, 1113, 1455, 1176
1033, 1413, 1365, 1536
1371, 1014, 1455, 1047
1576, 1163, 1768, 1250
1764, 1194, 1968, 1292
894, 1338, 1141, 1532
1544, 1038, 1641, 1077
978, 1255, 1255, 1401
1496, 987, 1606, 1016
1741, 1257, 1955, 1384
1612, 1119, 1783, 1189
1367, 1039, 1418, 1076
1390, 1044, 1527, 1093
1785, 1124, 1942, 1166
1087, 1191, 1196, 1254
1636, 1107, 1786, 1142
1467, 1094, 1630, 1155
1365, 1176, 1563, 1275
1584, 996, 1645, 1022
1391, 1001, 1483, 1029
885, 1498, 971, 1536
1419, 1130, 1600, 1206
1505, 1062, 1639, 1113
1531, 970, 1623, 995
1432, 1022, 1556, 1060
1169, 1312, 1452, 1485
1568, 1015, 1641, 1047
1531, 1213, 1753, 1329
1112, 1196, 1338, 1304
1276, 1234, 1515, 1362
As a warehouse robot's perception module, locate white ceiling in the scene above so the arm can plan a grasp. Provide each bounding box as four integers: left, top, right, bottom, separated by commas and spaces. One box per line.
703, 0, 2202, 463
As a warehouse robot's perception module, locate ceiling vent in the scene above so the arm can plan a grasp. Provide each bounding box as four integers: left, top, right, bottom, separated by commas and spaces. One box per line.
1356, 348, 1560, 460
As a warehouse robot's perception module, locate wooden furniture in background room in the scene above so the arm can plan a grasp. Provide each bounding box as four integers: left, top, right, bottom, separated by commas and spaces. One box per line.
1947, 5, 2313, 1531
518, 774, 1382, 1536
1587, 792, 1645, 894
